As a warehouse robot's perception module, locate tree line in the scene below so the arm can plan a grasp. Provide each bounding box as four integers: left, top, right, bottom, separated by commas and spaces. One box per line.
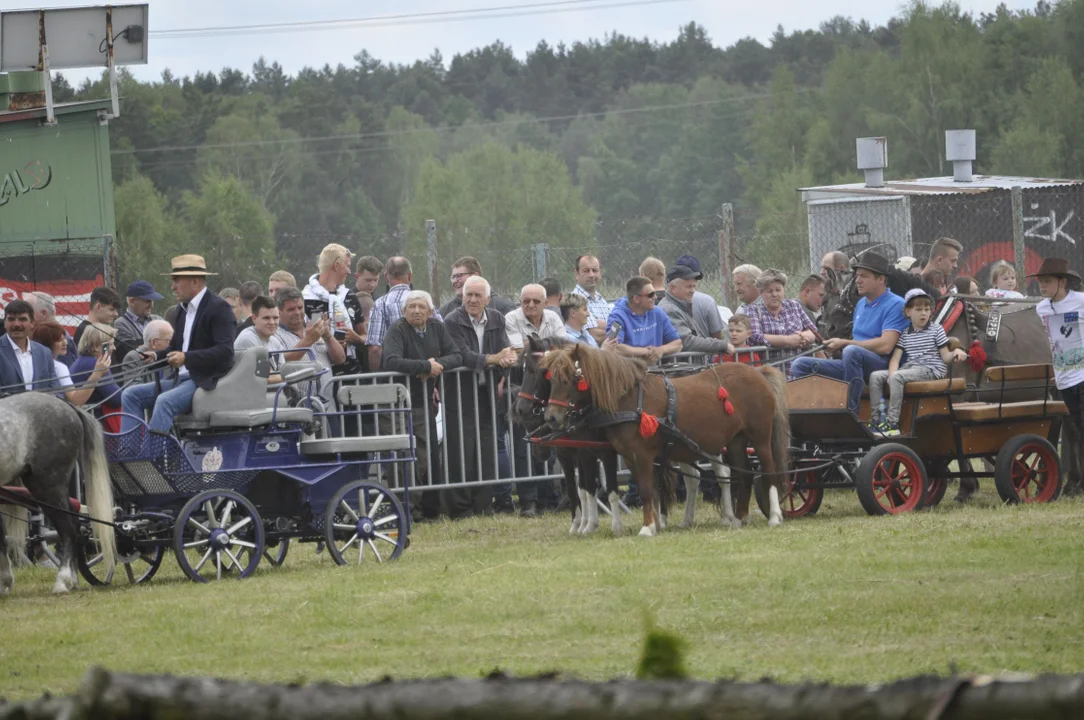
51, 0, 1084, 291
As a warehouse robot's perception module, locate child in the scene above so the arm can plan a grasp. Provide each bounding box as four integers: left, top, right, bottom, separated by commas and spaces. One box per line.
868, 288, 967, 435
985, 261, 1025, 299
719, 314, 761, 365
1032, 258, 1084, 459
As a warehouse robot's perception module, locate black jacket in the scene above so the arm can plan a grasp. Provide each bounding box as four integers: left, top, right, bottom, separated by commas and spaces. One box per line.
382, 318, 462, 409
156, 290, 236, 390
444, 307, 510, 413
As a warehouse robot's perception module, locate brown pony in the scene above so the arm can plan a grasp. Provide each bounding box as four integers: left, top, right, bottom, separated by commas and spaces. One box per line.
541, 344, 791, 536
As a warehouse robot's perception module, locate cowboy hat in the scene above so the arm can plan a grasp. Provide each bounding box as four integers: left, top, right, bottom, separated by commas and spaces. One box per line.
851, 251, 892, 277
162, 254, 217, 277
1026, 257, 1080, 282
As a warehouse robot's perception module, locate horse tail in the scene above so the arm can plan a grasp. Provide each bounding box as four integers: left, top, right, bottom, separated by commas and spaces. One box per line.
77, 410, 115, 578
758, 365, 790, 478
3, 503, 31, 567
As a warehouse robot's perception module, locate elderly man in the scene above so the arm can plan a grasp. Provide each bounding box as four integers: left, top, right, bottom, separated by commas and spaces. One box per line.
505, 283, 564, 349
790, 253, 909, 415
122, 255, 236, 434
383, 290, 463, 521
0, 299, 58, 396
675, 254, 729, 340
273, 287, 344, 405
113, 280, 165, 366
570, 255, 610, 330
732, 264, 762, 315
444, 276, 518, 519
659, 265, 732, 356
439, 256, 516, 318
25, 291, 77, 366
73, 286, 121, 347
820, 251, 850, 280
303, 243, 365, 374
121, 319, 174, 386
607, 276, 682, 363
368, 257, 443, 371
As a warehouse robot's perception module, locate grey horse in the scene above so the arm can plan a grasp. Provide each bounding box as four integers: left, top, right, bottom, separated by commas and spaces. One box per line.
0, 393, 116, 594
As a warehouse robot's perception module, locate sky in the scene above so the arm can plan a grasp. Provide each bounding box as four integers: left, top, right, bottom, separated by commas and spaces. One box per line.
3, 0, 1035, 84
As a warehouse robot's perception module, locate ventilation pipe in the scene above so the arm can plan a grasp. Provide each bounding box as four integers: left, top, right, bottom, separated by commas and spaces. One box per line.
945, 129, 976, 182
856, 137, 888, 188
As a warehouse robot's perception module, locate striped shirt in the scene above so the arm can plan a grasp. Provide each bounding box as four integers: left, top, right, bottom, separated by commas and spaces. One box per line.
897, 323, 949, 378
571, 285, 611, 326
366, 284, 443, 347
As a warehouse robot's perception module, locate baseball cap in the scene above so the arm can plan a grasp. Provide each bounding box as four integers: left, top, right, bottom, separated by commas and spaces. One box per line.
675, 254, 702, 275
126, 280, 164, 300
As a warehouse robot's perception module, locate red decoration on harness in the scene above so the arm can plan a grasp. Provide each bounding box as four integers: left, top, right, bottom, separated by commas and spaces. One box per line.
577, 376, 589, 392
717, 387, 735, 416
967, 340, 987, 373
639, 412, 659, 438
544, 370, 552, 380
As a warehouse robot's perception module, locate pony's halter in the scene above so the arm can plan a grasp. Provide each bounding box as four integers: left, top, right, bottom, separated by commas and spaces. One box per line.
546, 361, 589, 409
519, 351, 550, 406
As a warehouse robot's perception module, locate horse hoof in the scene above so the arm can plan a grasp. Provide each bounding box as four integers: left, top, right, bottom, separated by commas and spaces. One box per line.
51, 581, 70, 595
768, 516, 783, 528
638, 525, 656, 538
722, 517, 742, 529
580, 521, 599, 535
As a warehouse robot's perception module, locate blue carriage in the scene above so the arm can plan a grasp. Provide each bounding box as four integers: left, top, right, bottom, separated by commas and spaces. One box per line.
81, 347, 416, 584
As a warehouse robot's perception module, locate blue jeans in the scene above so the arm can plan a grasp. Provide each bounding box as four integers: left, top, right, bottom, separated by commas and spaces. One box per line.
790, 345, 890, 414
121, 378, 198, 433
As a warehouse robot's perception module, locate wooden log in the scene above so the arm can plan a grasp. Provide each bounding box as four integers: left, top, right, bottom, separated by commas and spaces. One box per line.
2, 668, 1084, 720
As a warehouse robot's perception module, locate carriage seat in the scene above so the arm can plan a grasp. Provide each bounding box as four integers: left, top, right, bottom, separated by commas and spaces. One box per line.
175, 347, 314, 431
950, 364, 1066, 421
299, 383, 413, 456
858, 375, 965, 399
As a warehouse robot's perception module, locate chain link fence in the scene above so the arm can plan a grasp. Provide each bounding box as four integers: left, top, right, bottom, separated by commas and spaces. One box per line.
0, 237, 111, 331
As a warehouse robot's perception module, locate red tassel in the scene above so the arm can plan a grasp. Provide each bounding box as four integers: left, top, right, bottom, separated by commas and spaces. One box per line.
577, 377, 589, 392
544, 370, 552, 380
724, 400, 735, 416
717, 387, 735, 415
639, 412, 659, 438
718, 387, 729, 401
968, 340, 987, 373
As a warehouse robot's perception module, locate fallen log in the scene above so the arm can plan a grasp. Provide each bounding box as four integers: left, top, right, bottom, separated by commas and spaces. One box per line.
2, 667, 1083, 720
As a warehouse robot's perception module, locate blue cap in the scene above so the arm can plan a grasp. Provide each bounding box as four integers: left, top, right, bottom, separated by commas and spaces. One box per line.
126, 280, 163, 300
675, 254, 701, 274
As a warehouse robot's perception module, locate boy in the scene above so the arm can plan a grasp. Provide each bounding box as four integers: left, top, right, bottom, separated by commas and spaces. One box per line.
868, 288, 967, 435
1032, 259, 1084, 484
720, 314, 761, 365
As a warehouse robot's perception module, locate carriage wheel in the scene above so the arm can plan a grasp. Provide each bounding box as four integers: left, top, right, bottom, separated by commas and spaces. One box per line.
922, 460, 950, 509
855, 444, 926, 515
754, 469, 823, 519
78, 536, 164, 587
324, 482, 406, 566
994, 435, 1062, 504
259, 538, 290, 568
172, 490, 265, 583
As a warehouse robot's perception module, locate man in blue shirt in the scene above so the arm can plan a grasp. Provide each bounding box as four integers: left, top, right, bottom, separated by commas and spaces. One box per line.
607, 276, 682, 362
791, 253, 909, 414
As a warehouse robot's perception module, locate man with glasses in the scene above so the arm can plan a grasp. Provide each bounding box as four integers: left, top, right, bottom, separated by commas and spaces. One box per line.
606, 276, 681, 363
439, 256, 516, 318
504, 283, 564, 349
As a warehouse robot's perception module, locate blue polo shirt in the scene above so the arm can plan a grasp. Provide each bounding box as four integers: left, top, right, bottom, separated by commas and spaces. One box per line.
853, 290, 909, 342
606, 298, 680, 348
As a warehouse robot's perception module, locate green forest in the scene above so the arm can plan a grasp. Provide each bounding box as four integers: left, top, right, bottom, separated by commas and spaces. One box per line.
54, 0, 1084, 295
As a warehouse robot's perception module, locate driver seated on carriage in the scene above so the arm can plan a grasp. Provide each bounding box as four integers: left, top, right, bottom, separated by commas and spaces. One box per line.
121, 255, 236, 435
791, 252, 909, 415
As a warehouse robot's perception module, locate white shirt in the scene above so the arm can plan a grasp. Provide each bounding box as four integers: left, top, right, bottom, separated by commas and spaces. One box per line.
469, 311, 488, 385
55, 360, 74, 388
6, 334, 34, 390
504, 307, 564, 348
1036, 290, 1084, 390
179, 286, 208, 379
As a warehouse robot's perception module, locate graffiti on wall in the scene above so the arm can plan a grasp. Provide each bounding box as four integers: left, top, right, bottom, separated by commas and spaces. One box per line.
0, 159, 52, 208
1024, 202, 1076, 245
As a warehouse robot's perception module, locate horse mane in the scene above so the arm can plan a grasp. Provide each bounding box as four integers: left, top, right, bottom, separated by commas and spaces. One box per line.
540, 344, 647, 413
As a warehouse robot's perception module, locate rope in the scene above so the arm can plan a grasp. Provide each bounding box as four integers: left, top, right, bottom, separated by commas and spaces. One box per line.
0, 485, 122, 532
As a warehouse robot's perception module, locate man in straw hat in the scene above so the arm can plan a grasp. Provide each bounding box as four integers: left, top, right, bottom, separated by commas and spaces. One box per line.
121, 254, 236, 434
1033, 257, 1084, 495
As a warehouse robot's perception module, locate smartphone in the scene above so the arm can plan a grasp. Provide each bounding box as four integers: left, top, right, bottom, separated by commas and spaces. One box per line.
606, 322, 622, 341
101, 343, 110, 357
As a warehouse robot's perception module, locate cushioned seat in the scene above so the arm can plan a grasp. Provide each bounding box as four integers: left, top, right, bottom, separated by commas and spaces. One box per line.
299, 435, 413, 456
208, 407, 314, 428
952, 400, 1067, 421
903, 376, 965, 394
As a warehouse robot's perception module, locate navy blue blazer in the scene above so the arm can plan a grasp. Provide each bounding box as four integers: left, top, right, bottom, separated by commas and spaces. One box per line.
156, 290, 236, 391
0, 337, 58, 396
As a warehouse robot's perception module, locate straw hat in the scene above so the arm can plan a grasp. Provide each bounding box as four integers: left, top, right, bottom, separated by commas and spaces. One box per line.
162, 254, 217, 277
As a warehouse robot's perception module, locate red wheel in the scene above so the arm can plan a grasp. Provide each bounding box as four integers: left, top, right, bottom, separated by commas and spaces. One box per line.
855, 444, 926, 516
922, 460, 950, 509
754, 469, 823, 519
994, 435, 1061, 504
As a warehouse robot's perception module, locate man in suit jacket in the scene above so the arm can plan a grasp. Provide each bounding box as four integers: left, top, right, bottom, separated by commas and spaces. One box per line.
0, 299, 58, 397
121, 255, 236, 434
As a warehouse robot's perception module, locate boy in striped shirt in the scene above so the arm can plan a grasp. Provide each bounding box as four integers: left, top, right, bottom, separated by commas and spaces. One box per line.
869, 288, 967, 435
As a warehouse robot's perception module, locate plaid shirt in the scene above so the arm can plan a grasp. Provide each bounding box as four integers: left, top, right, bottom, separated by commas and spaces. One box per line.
366, 284, 442, 347
571, 285, 611, 326
746, 299, 816, 347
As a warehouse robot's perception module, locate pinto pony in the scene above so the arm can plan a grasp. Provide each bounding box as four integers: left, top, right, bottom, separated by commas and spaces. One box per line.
541, 344, 790, 536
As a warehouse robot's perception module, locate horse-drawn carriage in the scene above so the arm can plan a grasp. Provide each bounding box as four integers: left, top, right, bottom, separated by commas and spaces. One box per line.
1, 347, 417, 592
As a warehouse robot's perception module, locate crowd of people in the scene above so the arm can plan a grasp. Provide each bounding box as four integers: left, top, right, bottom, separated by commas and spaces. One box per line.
3, 235, 1079, 516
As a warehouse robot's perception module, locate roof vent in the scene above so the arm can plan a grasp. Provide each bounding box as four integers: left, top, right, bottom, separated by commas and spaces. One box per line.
945, 129, 976, 182
856, 137, 887, 188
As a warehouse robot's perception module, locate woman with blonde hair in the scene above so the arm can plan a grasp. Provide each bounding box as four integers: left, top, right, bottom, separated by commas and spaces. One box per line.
69, 322, 123, 424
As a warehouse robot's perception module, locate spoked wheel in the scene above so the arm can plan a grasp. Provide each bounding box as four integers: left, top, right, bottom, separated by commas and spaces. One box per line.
754, 469, 824, 519
173, 490, 265, 582
78, 535, 164, 587
922, 460, 950, 509
994, 435, 1062, 504
324, 481, 406, 566
260, 538, 290, 568
855, 443, 926, 515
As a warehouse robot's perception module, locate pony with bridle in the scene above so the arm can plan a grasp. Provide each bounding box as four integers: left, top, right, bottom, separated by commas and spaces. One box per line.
0, 393, 116, 594
540, 344, 791, 536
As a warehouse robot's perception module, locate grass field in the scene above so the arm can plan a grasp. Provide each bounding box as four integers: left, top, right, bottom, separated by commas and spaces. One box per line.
2, 489, 1083, 701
